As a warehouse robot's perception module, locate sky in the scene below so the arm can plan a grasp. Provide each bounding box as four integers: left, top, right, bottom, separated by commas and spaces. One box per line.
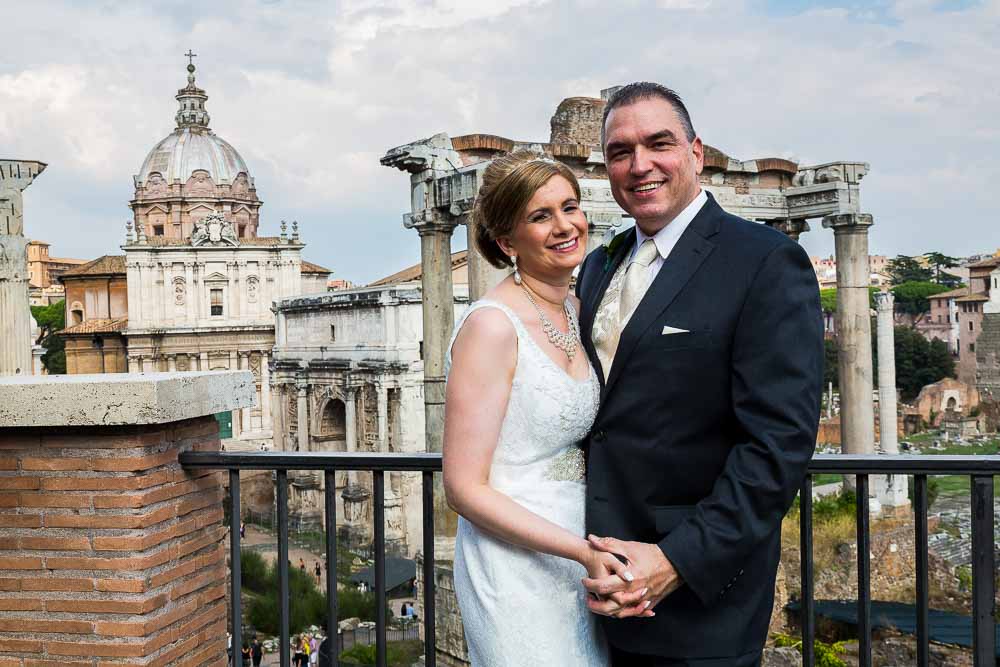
2, 0, 998, 284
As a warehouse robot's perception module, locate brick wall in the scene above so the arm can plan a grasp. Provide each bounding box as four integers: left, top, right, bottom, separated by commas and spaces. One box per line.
0, 415, 228, 666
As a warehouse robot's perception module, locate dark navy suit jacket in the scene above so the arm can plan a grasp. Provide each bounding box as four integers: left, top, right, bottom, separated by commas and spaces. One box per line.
576, 193, 824, 659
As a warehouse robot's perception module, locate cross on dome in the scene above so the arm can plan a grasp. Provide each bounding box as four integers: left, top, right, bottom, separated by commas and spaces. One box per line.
174, 52, 210, 130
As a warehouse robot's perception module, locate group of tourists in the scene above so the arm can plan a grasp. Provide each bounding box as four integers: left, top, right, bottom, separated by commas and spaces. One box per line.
292, 633, 322, 666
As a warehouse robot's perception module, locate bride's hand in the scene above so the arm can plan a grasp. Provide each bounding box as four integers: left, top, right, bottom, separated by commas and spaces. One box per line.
580, 545, 654, 618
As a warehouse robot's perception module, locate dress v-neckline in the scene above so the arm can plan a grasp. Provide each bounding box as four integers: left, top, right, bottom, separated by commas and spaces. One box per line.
479, 299, 594, 385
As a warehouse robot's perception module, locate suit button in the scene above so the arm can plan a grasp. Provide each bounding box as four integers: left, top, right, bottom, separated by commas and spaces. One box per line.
593, 430, 606, 443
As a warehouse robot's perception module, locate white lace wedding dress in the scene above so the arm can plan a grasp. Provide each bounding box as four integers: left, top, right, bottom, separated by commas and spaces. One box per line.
447, 299, 608, 667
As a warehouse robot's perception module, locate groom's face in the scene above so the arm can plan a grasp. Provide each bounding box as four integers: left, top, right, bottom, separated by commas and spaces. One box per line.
603, 97, 704, 235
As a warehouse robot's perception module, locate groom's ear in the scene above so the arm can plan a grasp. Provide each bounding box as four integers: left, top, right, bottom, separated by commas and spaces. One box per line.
691, 136, 705, 175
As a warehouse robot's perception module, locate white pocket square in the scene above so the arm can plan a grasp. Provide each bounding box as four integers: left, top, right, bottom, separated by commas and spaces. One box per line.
661, 325, 690, 335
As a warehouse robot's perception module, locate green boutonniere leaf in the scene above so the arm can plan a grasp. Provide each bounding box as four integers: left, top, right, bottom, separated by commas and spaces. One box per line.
602, 231, 629, 272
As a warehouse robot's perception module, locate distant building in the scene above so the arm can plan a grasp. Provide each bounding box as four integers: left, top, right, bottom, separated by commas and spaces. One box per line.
956, 256, 999, 385
811, 254, 889, 289
26, 240, 88, 305
57, 255, 129, 374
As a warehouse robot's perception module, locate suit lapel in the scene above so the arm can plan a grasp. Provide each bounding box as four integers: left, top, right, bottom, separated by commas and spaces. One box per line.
601, 197, 722, 400
581, 228, 635, 386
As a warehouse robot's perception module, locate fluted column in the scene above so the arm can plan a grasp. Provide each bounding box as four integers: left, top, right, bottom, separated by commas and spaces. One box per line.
239, 351, 252, 434
417, 222, 456, 453
261, 351, 272, 432
296, 380, 309, 452
875, 291, 908, 509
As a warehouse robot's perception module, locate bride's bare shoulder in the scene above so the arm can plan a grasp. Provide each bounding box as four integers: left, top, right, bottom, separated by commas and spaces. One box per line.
453, 303, 516, 353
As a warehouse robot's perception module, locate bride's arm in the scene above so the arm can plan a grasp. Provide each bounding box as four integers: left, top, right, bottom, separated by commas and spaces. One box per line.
443, 307, 625, 575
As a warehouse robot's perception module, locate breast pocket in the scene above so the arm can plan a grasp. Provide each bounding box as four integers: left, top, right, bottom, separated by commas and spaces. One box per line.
659, 330, 714, 352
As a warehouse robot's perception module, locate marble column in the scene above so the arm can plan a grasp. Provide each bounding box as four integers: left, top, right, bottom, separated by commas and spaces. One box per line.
184, 262, 195, 323
239, 352, 252, 435
167, 355, 177, 372
416, 222, 456, 454
0, 160, 46, 376
377, 384, 388, 452
261, 351, 272, 433
199, 351, 209, 372
874, 291, 908, 509
822, 213, 876, 458
160, 262, 170, 323
296, 380, 309, 452
465, 222, 509, 301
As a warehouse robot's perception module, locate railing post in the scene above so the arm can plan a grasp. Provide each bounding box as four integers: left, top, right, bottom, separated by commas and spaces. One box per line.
914, 474, 929, 667
423, 470, 437, 667
970, 475, 995, 666
277, 470, 290, 667
325, 469, 339, 667
374, 471, 387, 667
799, 476, 814, 667
856, 474, 871, 667
230, 469, 243, 662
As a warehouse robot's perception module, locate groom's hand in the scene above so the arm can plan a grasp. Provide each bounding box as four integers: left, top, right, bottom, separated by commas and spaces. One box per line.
582, 534, 683, 619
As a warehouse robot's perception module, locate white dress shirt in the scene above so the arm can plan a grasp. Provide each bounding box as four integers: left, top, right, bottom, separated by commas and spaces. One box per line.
628, 189, 708, 280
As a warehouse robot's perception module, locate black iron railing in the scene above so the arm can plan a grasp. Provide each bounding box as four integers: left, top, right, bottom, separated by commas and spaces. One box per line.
801, 455, 998, 667
180, 452, 440, 667
179, 451, 1000, 667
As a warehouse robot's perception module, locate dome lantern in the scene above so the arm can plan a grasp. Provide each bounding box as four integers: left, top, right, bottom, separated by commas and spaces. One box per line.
175, 50, 210, 131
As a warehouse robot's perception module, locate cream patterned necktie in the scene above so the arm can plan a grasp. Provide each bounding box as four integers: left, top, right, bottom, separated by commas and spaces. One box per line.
620, 239, 659, 320
592, 238, 659, 380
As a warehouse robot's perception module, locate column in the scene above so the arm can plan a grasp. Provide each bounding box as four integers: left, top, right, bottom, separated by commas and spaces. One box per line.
465, 222, 509, 301
377, 383, 388, 452
261, 351, 272, 432
0, 159, 45, 376
199, 351, 209, 372
227, 262, 238, 321
127, 260, 141, 328
142, 356, 154, 374
822, 213, 876, 458
874, 291, 908, 509
416, 222, 456, 454
296, 380, 309, 452
344, 387, 359, 486
275, 311, 287, 348
184, 262, 195, 323
239, 351, 252, 435
167, 355, 177, 372
161, 262, 171, 323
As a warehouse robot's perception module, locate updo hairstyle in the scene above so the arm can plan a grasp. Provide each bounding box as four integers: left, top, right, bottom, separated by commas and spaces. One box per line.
471, 151, 582, 269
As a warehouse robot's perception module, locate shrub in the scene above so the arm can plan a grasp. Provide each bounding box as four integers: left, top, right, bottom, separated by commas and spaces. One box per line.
241, 550, 270, 594
773, 633, 848, 667
245, 557, 329, 635
339, 643, 404, 666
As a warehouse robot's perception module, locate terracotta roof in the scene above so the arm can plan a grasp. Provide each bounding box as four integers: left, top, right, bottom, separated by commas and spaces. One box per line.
301, 260, 331, 275
59, 255, 126, 279
955, 292, 989, 303
967, 256, 1000, 269
370, 250, 468, 286
931, 287, 975, 299
58, 317, 128, 336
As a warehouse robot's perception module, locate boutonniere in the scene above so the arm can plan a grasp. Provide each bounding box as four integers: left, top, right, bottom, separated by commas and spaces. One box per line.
602, 230, 628, 272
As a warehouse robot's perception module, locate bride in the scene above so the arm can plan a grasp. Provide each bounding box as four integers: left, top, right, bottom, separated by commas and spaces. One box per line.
443, 151, 649, 666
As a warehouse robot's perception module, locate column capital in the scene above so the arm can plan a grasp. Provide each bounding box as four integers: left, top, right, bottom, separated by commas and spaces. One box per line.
874, 291, 895, 312
822, 213, 874, 232
412, 218, 458, 237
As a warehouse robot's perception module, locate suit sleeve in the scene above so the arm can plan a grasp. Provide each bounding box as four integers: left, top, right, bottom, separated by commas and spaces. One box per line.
658, 239, 824, 605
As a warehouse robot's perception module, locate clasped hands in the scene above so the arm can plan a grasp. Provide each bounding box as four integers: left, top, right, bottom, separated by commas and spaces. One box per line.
580, 534, 682, 619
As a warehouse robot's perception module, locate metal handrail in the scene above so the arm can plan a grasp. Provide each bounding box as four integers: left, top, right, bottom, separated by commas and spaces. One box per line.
179, 451, 1000, 667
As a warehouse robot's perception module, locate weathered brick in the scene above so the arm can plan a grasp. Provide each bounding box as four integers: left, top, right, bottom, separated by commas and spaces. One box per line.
0, 618, 93, 633
0, 476, 39, 490
0, 513, 41, 528
45, 548, 172, 571
0, 556, 43, 569
18, 493, 90, 508
169, 564, 225, 601
43, 505, 174, 529
0, 658, 21, 667
0, 457, 17, 470
151, 633, 200, 665
45, 639, 146, 657
96, 577, 145, 593
0, 638, 42, 652
25, 659, 93, 667
41, 468, 173, 491
0, 578, 19, 591
45, 594, 166, 614
19, 457, 92, 471
21, 577, 93, 592
19, 535, 91, 551
0, 598, 44, 611
92, 450, 176, 472
42, 429, 166, 449
0, 493, 18, 507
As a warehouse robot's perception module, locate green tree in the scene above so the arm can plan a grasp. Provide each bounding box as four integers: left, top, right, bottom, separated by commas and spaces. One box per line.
923, 252, 963, 288
891, 281, 951, 316
886, 255, 933, 285
29, 299, 66, 374
817, 287, 879, 315
823, 339, 839, 390
877, 326, 956, 401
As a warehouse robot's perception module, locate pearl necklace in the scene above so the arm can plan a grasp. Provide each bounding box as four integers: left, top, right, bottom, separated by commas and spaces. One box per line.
520, 282, 581, 361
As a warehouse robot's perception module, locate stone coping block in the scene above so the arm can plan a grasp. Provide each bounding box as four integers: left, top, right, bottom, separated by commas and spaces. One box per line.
0, 371, 255, 428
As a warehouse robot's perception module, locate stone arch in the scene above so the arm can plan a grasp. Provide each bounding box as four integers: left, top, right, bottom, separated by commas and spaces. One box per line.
70, 301, 84, 325
318, 398, 348, 451
946, 396, 958, 411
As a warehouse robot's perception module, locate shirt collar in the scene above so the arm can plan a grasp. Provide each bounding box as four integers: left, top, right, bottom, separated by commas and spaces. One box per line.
634, 188, 708, 260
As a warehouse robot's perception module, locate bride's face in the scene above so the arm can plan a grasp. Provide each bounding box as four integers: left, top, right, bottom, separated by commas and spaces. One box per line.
503, 175, 588, 281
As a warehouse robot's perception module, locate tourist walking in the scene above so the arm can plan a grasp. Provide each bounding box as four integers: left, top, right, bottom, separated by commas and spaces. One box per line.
314, 560, 322, 585
249, 634, 264, 667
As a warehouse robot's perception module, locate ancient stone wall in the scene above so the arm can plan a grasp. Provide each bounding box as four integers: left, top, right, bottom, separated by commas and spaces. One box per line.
549, 97, 605, 146
0, 416, 228, 665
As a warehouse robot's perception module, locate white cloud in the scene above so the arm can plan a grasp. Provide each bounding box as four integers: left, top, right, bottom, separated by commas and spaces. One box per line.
1, 0, 997, 281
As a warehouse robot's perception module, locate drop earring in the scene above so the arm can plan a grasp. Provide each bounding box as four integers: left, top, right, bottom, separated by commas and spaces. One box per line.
512, 255, 522, 285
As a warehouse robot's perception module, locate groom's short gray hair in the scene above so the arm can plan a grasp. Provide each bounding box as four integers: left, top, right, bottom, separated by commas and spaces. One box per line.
601, 82, 697, 145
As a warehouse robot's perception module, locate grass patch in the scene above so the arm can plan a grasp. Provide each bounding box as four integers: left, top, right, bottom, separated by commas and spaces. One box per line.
783, 491, 858, 573
340, 640, 423, 666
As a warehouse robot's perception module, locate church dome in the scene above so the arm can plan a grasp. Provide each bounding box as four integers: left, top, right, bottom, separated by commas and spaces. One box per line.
134, 60, 250, 187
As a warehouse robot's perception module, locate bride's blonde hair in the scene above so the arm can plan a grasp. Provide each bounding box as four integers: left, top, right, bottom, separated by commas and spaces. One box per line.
471, 151, 581, 269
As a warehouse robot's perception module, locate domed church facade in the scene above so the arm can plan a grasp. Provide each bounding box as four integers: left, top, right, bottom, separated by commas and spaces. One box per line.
64, 57, 331, 450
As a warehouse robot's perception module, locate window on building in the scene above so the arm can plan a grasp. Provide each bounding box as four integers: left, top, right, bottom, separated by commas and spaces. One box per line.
970, 321, 974, 332
71, 309, 83, 325
969, 342, 975, 353
210, 289, 224, 316
330, 325, 336, 342
153, 225, 163, 236
938, 314, 942, 323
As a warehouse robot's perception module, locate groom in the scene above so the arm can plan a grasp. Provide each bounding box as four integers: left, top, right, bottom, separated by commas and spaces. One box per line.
575, 83, 824, 666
